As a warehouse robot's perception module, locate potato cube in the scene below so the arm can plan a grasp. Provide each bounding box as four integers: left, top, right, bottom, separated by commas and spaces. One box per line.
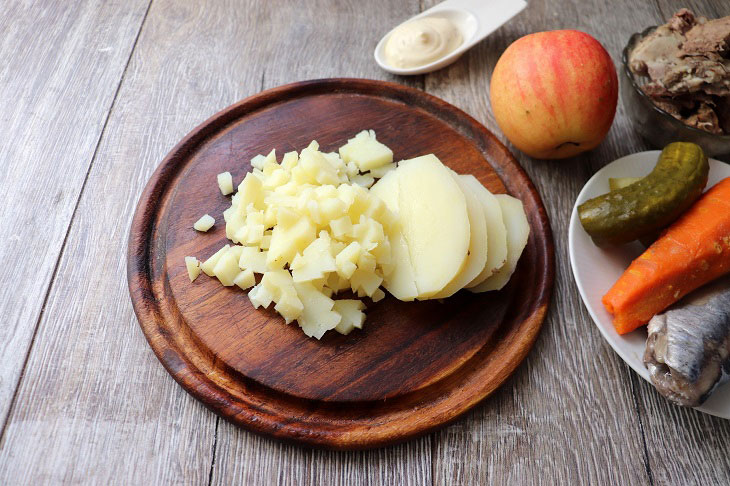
250, 154, 266, 170
338, 130, 393, 171
274, 292, 304, 324
237, 173, 265, 210
333, 299, 366, 335
281, 151, 298, 170
267, 214, 316, 268
217, 171, 234, 195
249, 269, 300, 314
371, 288, 385, 302
293, 281, 341, 339
193, 214, 215, 232
238, 246, 268, 274
185, 256, 201, 282
350, 268, 383, 297
290, 232, 337, 282
329, 216, 353, 240
233, 268, 255, 290
213, 246, 242, 286
200, 244, 230, 276
335, 241, 361, 279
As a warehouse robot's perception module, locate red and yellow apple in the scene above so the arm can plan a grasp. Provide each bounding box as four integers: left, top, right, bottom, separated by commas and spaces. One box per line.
490, 30, 618, 159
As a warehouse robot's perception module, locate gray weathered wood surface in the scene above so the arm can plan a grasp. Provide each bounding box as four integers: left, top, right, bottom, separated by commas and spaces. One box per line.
1, 0, 729, 484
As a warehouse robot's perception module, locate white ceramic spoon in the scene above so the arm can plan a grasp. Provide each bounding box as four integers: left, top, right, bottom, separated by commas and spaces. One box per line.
374, 0, 527, 76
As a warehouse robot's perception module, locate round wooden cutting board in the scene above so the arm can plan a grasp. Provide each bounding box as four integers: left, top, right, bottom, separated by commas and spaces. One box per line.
127, 78, 554, 449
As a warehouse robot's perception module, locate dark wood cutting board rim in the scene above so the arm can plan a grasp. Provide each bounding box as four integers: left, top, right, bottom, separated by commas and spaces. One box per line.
127, 78, 555, 449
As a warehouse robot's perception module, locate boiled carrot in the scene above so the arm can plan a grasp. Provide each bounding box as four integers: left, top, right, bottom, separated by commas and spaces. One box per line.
603, 177, 730, 335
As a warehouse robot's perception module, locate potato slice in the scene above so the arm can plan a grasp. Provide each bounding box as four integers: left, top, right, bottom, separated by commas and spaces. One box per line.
469, 195, 529, 292
369, 169, 418, 301
396, 155, 470, 299
432, 171, 488, 298
461, 176, 508, 288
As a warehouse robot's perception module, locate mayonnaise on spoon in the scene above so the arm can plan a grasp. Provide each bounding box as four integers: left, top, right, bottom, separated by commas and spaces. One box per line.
383, 17, 463, 69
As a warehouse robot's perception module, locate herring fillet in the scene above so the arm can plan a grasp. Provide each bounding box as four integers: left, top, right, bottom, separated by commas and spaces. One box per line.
644, 278, 730, 407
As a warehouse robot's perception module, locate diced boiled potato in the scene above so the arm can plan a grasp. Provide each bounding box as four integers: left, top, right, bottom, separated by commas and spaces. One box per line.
371, 288, 385, 302
185, 256, 201, 282
238, 246, 268, 274
201, 244, 230, 276
329, 216, 353, 240
335, 241, 361, 279
339, 130, 394, 171
370, 169, 418, 301
350, 268, 383, 297
469, 195, 529, 292
217, 172, 234, 195
462, 177, 509, 288
318, 197, 347, 221
432, 171, 488, 298
260, 233, 272, 250
213, 246, 243, 286
267, 210, 317, 268
281, 151, 298, 170
234, 268, 255, 290
293, 281, 341, 339
333, 300, 366, 335
237, 173, 265, 210
274, 292, 304, 324
291, 232, 337, 282
250, 154, 266, 170
249, 269, 302, 324
193, 214, 215, 232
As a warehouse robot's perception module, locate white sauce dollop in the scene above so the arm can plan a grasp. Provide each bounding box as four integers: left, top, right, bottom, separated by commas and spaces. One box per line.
384, 17, 463, 69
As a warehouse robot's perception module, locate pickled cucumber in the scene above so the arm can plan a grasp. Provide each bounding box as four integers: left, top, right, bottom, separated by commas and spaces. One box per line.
579, 142, 709, 247
608, 177, 642, 191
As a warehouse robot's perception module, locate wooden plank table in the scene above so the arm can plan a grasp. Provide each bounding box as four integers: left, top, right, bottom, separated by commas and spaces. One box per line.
1, 0, 729, 483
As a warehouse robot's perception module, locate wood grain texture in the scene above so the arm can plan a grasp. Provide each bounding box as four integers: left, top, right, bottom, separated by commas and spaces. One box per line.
0, 0, 150, 431
3, 0, 730, 483
0, 0, 254, 482
128, 78, 554, 448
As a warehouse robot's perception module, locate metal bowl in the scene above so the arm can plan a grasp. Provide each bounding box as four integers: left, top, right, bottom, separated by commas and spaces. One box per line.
621, 26, 730, 157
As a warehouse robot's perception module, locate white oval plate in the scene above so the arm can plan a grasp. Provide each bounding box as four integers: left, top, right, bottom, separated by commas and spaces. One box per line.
569, 150, 730, 419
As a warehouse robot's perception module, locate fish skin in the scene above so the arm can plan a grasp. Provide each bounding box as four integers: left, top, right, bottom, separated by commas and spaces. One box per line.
644, 278, 730, 407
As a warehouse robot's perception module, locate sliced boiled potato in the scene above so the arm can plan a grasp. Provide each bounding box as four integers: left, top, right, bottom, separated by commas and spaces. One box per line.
432, 171, 488, 298
461, 176, 508, 288
469, 194, 529, 292
369, 169, 418, 301
396, 155, 470, 299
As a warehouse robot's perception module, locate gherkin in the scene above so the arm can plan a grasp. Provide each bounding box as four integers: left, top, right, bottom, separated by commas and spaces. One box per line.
579, 142, 709, 247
